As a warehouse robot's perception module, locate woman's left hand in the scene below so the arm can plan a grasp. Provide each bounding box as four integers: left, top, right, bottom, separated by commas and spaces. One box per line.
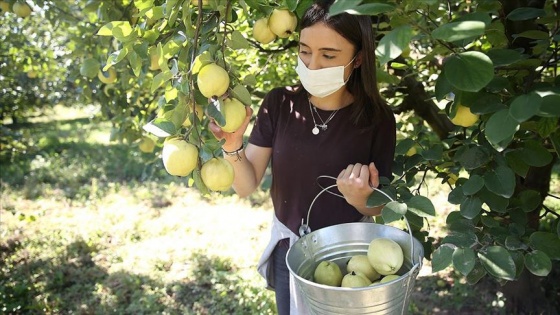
336, 162, 379, 208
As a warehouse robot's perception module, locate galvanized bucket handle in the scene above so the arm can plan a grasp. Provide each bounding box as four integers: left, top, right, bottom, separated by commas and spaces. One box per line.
298, 175, 417, 266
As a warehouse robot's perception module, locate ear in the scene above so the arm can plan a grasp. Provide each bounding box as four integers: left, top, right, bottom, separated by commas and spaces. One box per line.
354, 51, 363, 68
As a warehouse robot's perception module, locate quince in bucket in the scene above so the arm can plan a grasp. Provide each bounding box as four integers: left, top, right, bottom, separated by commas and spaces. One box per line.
313, 260, 343, 287
367, 238, 404, 276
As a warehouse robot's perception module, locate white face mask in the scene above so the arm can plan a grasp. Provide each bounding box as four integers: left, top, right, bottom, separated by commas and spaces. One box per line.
295, 55, 356, 98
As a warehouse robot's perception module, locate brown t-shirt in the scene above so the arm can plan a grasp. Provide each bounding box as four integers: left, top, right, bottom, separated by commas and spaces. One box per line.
249, 86, 396, 235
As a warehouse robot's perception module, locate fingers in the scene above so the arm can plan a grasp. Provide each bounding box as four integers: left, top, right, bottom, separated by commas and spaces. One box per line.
338, 163, 369, 185
368, 162, 379, 189
338, 162, 379, 190
208, 106, 253, 141
208, 119, 225, 139
239, 106, 253, 130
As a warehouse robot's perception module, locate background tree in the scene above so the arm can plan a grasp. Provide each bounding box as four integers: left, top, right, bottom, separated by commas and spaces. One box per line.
1, 0, 558, 312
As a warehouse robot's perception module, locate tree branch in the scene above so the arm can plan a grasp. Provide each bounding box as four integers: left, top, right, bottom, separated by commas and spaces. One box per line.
248, 39, 298, 53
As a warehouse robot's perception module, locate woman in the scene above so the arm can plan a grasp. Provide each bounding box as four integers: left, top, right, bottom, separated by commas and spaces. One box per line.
209, 0, 396, 313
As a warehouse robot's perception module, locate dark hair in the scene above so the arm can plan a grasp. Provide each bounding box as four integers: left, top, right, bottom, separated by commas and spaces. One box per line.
299, 0, 392, 127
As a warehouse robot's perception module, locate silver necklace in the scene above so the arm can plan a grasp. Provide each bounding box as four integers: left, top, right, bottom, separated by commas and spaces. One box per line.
308, 99, 339, 135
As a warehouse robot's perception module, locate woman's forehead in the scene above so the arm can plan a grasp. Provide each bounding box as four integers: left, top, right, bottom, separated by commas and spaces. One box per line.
299, 22, 354, 51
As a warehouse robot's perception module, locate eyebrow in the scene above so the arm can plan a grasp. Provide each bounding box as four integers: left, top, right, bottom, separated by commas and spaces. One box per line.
299, 42, 342, 52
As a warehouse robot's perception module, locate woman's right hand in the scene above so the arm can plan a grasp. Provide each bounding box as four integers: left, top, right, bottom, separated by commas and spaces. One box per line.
208, 106, 253, 151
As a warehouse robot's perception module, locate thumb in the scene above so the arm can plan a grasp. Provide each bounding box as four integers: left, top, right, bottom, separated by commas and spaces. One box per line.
240, 106, 253, 128
368, 162, 379, 189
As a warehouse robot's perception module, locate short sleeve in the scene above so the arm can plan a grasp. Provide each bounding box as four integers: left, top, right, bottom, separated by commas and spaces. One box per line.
248, 88, 282, 148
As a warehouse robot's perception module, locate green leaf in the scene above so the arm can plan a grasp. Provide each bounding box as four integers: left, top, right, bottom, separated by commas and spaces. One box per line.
406, 195, 435, 217
231, 85, 252, 106
105, 46, 130, 70
162, 37, 185, 59
539, 94, 560, 117
329, 1, 395, 16
431, 245, 454, 272
525, 250, 552, 277
97, 21, 134, 42
367, 187, 394, 207
328, 0, 362, 16
486, 20, 508, 47
347, 3, 395, 15
434, 70, 453, 101
484, 165, 516, 198
395, 138, 415, 155
509, 93, 542, 122
127, 50, 142, 77
169, 102, 189, 129
444, 51, 494, 92
513, 30, 550, 41
134, 0, 154, 11
421, 144, 443, 161
518, 190, 542, 212
509, 208, 528, 229
485, 48, 526, 67
460, 196, 483, 219
227, 30, 251, 50
506, 7, 546, 21
478, 246, 516, 280
142, 118, 176, 138
485, 109, 519, 145
443, 231, 478, 248
151, 71, 173, 93
432, 21, 486, 42
510, 250, 526, 278
448, 186, 466, 205
143, 29, 160, 43
80, 58, 100, 78
405, 211, 424, 229
376, 25, 414, 65
381, 201, 407, 223
505, 150, 530, 177
452, 247, 476, 276
295, 0, 314, 18
446, 214, 476, 233
505, 235, 526, 250
207, 99, 226, 126
191, 50, 213, 74
456, 145, 491, 170
517, 140, 553, 167
466, 261, 487, 285
192, 168, 210, 195
454, 11, 492, 26
462, 174, 484, 195
481, 215, 500, 228
529, 232, 560, 260
478, 188, 509, 213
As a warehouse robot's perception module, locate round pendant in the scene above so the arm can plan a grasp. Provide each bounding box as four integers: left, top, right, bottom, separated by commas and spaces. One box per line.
312, 126, 319, 135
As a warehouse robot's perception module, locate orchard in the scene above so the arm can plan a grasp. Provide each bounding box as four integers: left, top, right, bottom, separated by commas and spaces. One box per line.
1, 0, 559, 313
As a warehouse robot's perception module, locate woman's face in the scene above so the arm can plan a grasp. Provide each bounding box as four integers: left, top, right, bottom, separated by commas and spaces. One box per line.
298, 22, 358, 78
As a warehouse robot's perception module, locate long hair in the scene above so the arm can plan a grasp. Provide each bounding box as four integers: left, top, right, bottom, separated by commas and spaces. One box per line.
299, 0, 392, 127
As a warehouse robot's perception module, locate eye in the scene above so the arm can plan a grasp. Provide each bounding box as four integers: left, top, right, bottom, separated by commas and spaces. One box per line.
323, 55, 335, 60
299, 50, 309, 55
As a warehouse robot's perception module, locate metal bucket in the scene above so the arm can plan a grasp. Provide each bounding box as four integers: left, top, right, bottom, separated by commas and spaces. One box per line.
286, 184, 424, 314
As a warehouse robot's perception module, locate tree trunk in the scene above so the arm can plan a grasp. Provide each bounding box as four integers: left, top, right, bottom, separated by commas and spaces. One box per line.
396, 74, 454, 139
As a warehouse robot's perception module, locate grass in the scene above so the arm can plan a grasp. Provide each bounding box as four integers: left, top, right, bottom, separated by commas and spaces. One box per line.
1, 106, 558, 314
